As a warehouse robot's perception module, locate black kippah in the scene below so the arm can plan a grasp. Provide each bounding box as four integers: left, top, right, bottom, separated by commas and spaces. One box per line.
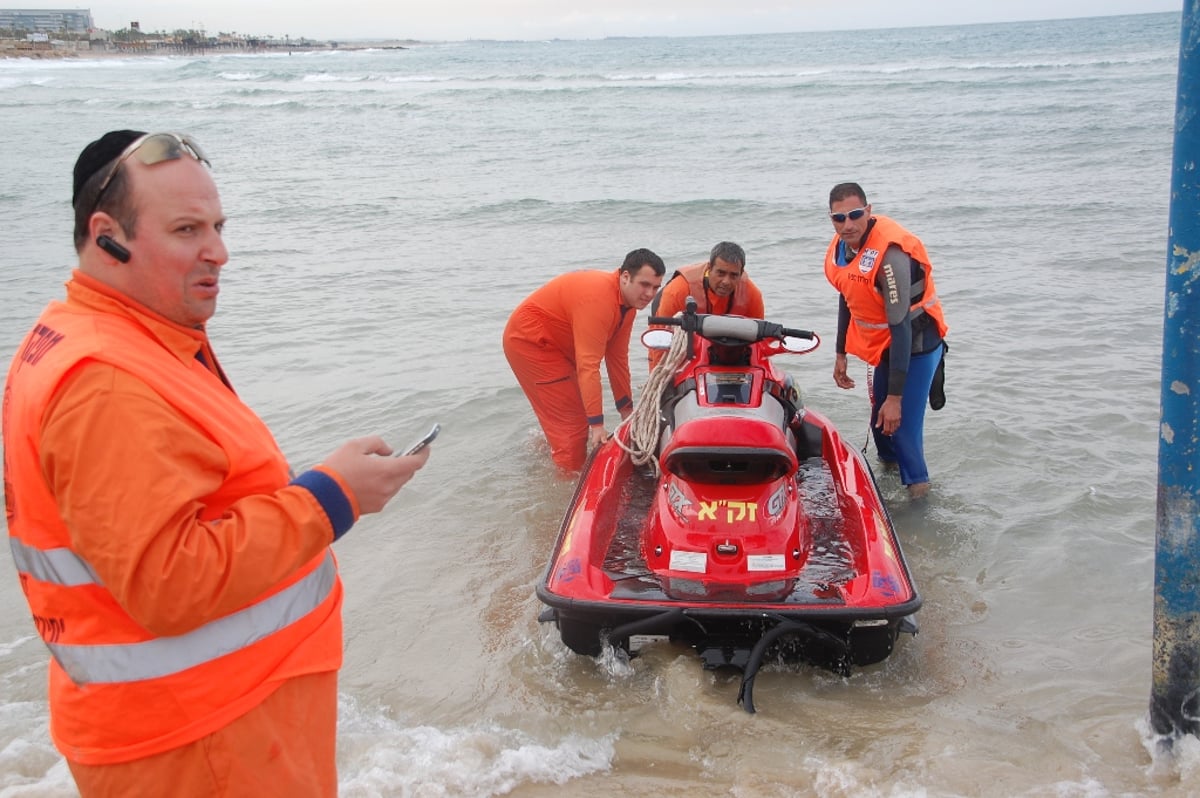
72, 129, 147, 208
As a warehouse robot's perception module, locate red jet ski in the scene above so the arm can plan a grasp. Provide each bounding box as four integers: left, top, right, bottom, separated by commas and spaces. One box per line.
536, 303, 920, 712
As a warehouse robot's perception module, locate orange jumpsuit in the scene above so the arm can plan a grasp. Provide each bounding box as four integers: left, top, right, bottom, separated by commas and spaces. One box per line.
649, 261, 765, 369
3, 272, 356, 796
503, 269, 635, 470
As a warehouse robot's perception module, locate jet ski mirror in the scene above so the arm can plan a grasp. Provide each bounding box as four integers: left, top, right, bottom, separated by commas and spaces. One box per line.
781, 334, 820, 354
641, 329, 674, 350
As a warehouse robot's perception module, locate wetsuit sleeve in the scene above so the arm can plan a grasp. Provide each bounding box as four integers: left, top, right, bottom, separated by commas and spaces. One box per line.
40, 363, 343, 638
879, 244, 914, 395
606, 308, 635, 412
836, 295, 851, 355
571, 298, 618, 425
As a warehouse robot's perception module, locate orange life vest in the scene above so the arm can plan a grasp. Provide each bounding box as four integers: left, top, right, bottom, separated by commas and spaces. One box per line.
4, 301, 342, 765
823, 215, 948, 366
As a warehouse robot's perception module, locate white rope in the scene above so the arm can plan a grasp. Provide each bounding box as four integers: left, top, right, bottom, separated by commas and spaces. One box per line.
614, 328, 690, 477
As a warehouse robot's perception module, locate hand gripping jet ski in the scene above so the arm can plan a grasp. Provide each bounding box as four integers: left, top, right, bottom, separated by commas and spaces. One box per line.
536, 301, 921, 712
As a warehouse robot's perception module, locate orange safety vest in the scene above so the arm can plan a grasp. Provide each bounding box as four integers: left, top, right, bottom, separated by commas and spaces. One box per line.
823, 215, 948, 366
663, 261, 759, 316
4, 302, 342, 765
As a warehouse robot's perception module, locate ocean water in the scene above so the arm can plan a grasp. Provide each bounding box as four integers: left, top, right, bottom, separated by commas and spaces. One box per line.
0, 11, 1188, 796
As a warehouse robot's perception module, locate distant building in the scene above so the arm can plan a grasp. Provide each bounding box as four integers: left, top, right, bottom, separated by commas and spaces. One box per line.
0, 8, 94, 33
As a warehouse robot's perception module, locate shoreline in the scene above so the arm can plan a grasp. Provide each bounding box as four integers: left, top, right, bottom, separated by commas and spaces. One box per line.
0, 41, 420, 60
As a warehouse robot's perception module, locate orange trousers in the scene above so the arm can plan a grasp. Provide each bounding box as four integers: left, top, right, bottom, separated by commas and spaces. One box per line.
503, 334, 589, 471
66, 671, 338, 798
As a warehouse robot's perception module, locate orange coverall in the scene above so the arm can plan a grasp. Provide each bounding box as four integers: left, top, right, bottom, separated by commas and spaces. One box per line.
503, 269, 635, 470
4, 273, 355, 796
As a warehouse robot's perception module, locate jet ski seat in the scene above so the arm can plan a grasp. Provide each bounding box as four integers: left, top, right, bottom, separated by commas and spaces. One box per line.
660, 415, 798, 485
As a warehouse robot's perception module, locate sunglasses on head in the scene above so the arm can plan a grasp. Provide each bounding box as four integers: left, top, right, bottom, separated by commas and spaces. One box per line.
829, 206, 868, 223
86, 132, 210, 217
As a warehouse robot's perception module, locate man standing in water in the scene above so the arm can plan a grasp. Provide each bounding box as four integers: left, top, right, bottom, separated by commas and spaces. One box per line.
823, 182, 949, 499
504, 249, 665, 471
3, 130, 430, 796
647, 241, 765, 370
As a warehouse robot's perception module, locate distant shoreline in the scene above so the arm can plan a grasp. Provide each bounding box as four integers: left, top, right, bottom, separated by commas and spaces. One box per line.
0, 41, 420, 60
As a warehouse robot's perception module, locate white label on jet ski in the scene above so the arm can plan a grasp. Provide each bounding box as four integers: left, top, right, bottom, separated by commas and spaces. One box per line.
747, 554, 786, 571
670, 550, 707, 573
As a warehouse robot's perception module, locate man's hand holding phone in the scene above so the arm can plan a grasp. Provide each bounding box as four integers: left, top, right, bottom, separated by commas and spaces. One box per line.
320, 428, 436, 515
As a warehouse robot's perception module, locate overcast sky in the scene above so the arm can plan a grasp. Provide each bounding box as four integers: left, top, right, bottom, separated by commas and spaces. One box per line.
80, 0, 1181, 41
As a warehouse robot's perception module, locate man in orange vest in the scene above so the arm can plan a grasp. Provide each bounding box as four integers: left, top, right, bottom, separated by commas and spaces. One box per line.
503, 250, 665, 471
648, 241, 765, 370
2, 130, 431, 796
823, 182, 949, 500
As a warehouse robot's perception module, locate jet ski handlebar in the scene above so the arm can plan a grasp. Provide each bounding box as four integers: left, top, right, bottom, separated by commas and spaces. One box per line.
647, 313, 815, 344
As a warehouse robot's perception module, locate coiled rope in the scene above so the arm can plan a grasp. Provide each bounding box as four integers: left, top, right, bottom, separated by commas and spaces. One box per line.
614, 328, 690, 477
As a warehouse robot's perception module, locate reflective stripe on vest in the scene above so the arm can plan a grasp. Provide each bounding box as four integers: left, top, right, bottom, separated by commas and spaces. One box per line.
10, 538, 101, 586
14, 543, 336, 685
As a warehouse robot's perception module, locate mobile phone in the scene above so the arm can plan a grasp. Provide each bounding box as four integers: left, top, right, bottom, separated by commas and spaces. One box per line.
398, 423, 440, 456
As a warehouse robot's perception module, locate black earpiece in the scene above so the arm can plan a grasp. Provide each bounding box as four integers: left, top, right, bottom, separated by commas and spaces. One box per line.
96, 235, 131, 263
